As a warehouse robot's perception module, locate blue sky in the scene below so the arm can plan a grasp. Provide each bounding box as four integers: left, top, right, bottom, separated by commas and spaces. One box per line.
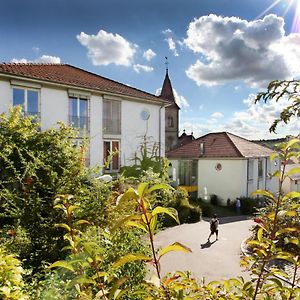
1, 0, 300, 139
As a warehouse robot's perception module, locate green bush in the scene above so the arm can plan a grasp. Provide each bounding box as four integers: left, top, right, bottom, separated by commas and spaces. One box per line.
210, 194, 220, 206
197, 198, 214, 217
163, 188, 201, 226
0, 247, 28, 299
0, 108, 102, 272
239, 197, 266, 215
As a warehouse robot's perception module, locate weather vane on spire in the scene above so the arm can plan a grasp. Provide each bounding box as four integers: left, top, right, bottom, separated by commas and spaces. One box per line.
165, 56, 169, 74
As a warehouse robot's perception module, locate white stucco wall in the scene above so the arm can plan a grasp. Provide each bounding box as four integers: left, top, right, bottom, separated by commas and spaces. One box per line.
197, 159, 247, 203
0, 80, 11, 113
121, 101, 164, 166
89, 94, 102, 167
40, 87, 68, 130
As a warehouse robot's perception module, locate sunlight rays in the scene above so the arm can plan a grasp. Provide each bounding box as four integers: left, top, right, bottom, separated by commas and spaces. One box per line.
257, 0, 300, 32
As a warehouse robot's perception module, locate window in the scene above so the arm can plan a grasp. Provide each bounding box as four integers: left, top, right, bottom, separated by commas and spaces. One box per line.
12, 87, 39, 117
258, 159, 263, 178
103, 140, 120, 172
247, 159, 254, 181
103, 100, 121, 134
69, 96, 89, 133
167, 116, 174, 128
179, 160, 197, 186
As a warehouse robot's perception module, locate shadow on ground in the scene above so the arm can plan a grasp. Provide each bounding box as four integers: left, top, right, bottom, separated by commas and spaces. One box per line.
200, 240, 217, 249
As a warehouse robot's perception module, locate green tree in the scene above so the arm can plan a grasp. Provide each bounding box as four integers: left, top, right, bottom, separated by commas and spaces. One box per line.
256, 79, 300, 133
0, 107, 90, 271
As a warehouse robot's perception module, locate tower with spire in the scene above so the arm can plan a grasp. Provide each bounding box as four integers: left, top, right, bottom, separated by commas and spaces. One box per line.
159, 57, 180, 152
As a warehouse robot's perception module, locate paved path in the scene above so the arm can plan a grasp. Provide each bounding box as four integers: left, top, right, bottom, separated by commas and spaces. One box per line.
153, 217, 253, 283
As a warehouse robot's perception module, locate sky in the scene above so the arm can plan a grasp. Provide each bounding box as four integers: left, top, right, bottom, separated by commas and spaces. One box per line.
1, 0, 300, 140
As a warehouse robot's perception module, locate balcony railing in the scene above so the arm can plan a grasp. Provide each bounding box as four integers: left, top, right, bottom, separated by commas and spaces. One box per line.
69, 115, 90, 134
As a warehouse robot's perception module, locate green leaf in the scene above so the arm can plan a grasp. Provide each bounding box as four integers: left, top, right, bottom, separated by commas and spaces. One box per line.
69, 275, 96, 286
276, 227, 298, 236
137, 183, 149, 198
285, 210, 297, 217
54, 223, 71, 232
284, 138, 300, 151
252, 190, 276, 201
284, 237, 300, 246
257, 228, 263, 242
67, 205, 80, 214
268, 278, 283, 288
49, 260, 75, 272
286, 167, 300, 177
152, 206, 180, 224
282, 192, 300, 202
270, 152, 278, 161
111, 215, 141, 233
75, 219, 90, 225
118, 188, 138, 204
113, 254, 152, 269
158, 242, 192, 260
126, 220, 148, 233
147, 183, 173, 194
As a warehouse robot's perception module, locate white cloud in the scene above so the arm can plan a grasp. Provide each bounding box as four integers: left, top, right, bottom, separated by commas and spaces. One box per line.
156, 87, 189, 108
143, 49, 156, 61
77, 30, 136, 66
11, 58, 28, 63
162, 29, 179, 57
34, 55, 61, 63
11, 55, 61, 64
211, 112, 224, 118
181, 93, 300, 139
184, 14, 300, 87
133, 64, 154, 73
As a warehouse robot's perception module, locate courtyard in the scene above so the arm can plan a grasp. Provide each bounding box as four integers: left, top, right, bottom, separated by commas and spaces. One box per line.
154, 216, 253, 282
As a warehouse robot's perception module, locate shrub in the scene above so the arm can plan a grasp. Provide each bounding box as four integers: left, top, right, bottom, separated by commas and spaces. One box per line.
0, 247, 28, 299
197, 198, 214, 217
0, 108, 99, 272
239, 196, 265, 215
210, 194, 219, 205
162, 188, 202, 226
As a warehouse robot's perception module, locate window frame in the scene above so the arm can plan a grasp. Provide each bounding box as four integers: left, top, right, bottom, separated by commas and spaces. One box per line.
103, 139, 120, 172
68, 95, 90, 134
258, 158, 263, 178
103, 99, 121, 135
11, 86, 40, 117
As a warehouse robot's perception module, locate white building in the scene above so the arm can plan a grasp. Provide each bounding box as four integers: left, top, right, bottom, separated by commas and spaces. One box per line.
167, 132, 280, 204
0, 63, 168, 170
282, 163, 300, 193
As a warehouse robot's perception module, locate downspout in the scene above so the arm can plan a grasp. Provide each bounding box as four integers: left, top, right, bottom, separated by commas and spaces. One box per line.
246, 159, 249, 197
159, 103, 164, 171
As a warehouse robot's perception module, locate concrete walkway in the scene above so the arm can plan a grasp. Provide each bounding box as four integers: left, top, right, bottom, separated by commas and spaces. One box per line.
153, 217, 254, 283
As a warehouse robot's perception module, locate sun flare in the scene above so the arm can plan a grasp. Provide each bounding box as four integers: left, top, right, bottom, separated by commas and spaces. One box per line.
258, 0, 300, 32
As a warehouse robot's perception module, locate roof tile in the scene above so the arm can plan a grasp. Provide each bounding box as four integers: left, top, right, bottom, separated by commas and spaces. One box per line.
0, 63, 163, 103
167, 132, 274, 159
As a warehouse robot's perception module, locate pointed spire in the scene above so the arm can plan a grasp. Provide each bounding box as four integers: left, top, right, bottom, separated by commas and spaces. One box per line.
160, 57, 177, 105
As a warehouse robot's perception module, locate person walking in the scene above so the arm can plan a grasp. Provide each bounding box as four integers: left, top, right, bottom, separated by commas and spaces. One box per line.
208, 214, 219, 242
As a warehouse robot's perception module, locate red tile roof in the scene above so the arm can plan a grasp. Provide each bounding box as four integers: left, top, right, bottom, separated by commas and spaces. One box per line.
167, 132, 274, 159
0, 63, 165, 103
